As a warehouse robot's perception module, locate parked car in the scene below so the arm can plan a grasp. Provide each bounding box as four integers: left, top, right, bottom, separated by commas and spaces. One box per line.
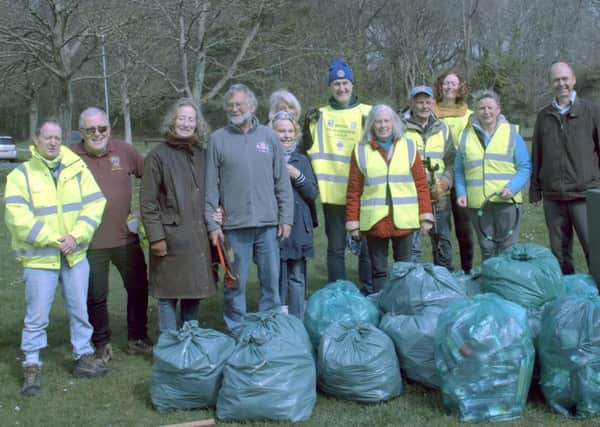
0, 136, 17, 161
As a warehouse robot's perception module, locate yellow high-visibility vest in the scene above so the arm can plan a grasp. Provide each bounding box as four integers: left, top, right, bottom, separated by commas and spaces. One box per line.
4, 145, 106, 269
405, 120, 448, 186
354, 138, 420, 231
459, 122, 521, 208
308, 103, 371, 204
440, 109, 473, 149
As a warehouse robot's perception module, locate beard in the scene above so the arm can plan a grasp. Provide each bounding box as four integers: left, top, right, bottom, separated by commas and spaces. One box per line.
228, 111, 253, 126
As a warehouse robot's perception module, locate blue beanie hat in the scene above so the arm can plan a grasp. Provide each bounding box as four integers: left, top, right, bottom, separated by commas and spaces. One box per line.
328, 59, 354, 84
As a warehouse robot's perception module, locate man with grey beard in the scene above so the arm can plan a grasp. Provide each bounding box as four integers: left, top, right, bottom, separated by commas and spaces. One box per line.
205, 83, 293, 333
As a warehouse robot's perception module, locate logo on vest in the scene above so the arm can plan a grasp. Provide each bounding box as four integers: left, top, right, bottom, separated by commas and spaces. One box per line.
256, 141, 270, 153
336, 140, 344, 151
327, 119, 335, 128
350, 121, 357, 130
110, 156, 122, 171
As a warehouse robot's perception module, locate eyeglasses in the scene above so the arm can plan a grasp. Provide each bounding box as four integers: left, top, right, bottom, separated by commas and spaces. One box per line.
272, 111, 296, 122
81, 126, 109, 136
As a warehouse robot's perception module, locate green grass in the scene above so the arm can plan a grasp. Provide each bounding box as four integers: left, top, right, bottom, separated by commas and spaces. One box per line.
0, 141, 591, 427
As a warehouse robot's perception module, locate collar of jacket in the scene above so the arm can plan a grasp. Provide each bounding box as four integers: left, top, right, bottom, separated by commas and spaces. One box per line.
546, 94, 581, 119
402, 109, 441, 134
227, 115, 259, 134
328, 94, 359, 110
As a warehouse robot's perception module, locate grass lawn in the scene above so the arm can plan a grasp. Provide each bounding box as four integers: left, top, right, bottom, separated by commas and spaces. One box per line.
0, 140, 591, 427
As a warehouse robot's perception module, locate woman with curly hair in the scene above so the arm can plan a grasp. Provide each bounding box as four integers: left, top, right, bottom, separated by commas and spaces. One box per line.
433, 70, 475, 274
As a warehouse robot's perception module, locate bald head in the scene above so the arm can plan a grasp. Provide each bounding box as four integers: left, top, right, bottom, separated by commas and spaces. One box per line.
550, 62, 574, 80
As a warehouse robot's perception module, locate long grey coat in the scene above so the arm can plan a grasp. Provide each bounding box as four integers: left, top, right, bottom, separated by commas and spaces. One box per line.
140, 142, 216, 299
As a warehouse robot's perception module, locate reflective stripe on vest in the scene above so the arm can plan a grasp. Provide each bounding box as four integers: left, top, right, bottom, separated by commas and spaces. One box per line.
308, 104, 371, 204
406, 121, 448, 183
355, 138, 420, 230
460, 122, 521, 207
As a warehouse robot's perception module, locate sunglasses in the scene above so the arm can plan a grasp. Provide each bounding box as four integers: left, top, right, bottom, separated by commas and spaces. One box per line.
81, 126, 109, 136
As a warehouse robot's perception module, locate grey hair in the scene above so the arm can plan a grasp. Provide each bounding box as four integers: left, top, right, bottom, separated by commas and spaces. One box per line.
35, 117, 62, 136
160, 97, 209, 143
223, 83, 257, 112
360, 104, 404, 145
268, 89, 302, 121
472, 89, 501, 108
79, 107, 108, 128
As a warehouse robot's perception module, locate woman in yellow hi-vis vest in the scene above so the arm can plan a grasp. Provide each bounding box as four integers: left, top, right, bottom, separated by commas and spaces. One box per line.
455, 90, 531, 260
433, 69, 475, 274
346, 104, 434, 292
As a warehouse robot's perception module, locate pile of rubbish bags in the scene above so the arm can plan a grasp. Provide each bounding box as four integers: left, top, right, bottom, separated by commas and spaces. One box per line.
539, 295, 600, 418
317, 321, 402, 402
435, 294, 534, 423
304, 280, 380, 348
378, 262, 467, 388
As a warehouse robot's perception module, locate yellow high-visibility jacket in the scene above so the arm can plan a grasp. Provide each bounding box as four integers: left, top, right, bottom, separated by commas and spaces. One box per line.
354, 138, 420, 231
4, 145, 106, 269
308, 103, 371, 204
460, 122, 521, 208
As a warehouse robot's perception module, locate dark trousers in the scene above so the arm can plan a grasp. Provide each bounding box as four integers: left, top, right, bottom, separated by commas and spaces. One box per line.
451, 188, 474, 273
543, 198, 590, 274
87, 241, 149, 345
323, 203, 372, 287
366, 235, 412, 291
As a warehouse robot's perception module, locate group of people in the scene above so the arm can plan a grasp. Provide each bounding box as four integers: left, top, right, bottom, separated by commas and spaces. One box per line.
4, 59, 599, 397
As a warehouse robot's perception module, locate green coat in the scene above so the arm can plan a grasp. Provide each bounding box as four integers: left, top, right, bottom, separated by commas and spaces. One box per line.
140, 142, 216, 299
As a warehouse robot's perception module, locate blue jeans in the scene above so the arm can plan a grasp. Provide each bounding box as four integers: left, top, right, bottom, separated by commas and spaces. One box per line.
224, 226, 280, 332
21, 257, 94, 366
157, 299, 199, 333
279, 258, 306, 319
410, 204, 453, 270
322, 203, 372, 287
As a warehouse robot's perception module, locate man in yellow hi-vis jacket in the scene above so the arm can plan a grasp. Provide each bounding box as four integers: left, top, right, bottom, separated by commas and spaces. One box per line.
4, 119, 108, 396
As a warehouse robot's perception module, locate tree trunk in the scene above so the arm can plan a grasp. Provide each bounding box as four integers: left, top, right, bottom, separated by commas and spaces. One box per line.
57, 78, 74, 141
29, 100, 38, 140
122, 72, 132, 144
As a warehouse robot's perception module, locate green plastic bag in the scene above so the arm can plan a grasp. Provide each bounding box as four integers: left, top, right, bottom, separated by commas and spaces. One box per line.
304, 280, 380, 348
380, 308, 442, 388
151, 321, 235, 412
435, 294, 534, 423
452, 267, 482, 298
317, 321, 402, 402
378, 262, 467, 315
481, 243, 564, 309
216, 310, 316, 422
563, 274, 599, 297
539, 295, 600, 418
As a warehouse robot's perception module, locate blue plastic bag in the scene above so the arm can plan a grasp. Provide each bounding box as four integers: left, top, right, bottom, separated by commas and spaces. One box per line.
216, 311, 316, 422
539, 295, 600, 418
304, 280, 380, 348
435, 294, 534, 422
378, 262, 467, 315
563, 274, 599, 297
151, 321, 235, 412
481, 243, 564, 309
318, 321, 402, 402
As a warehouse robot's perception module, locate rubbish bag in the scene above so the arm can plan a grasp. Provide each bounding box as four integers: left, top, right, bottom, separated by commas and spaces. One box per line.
304, 280, 380, 348
216, 310, 316, 422
539, 295, 600, 418
378, 262, 467, 315
481, 243, 564, 309
317, 321, 402, 402
452, 267, 482, 298
380, 309, 442, 388
435, 294, 535, 422
563, 274, 599, 297
151, 321, 235, 412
